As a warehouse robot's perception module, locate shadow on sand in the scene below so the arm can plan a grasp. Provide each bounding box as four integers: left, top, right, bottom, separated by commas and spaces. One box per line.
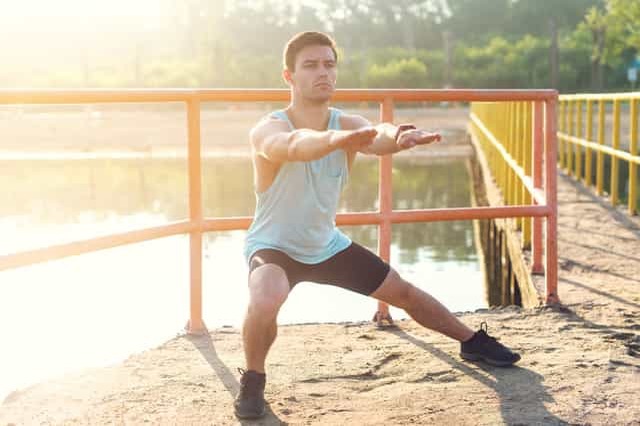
384, 327, 569, 425
186, 333, 287, 426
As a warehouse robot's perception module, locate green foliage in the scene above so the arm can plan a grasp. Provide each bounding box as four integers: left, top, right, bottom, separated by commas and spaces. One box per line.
365, 58, 428, 88
453, 35, 550, 88
607, 0, 640, 48
1, 0, 638, 92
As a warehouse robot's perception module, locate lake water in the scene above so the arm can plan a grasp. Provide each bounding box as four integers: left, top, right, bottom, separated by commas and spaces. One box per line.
0, 153, 485, 401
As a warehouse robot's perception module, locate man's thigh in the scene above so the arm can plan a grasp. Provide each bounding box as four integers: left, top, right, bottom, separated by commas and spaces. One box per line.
308, 243, 391, 296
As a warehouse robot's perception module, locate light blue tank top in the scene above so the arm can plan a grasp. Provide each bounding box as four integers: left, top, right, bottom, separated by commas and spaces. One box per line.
244, 107, 352, 264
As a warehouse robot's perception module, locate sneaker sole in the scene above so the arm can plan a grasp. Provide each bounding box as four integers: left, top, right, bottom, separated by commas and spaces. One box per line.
234, 407, 266, 420
460, 352, 520, 367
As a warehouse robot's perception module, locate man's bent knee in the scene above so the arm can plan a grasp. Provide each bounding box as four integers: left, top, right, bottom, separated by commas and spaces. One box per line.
248, 264, 290, 315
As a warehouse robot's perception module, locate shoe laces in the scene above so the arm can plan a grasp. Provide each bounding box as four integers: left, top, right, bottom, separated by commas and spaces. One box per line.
479, 321, 500, 341
237, 368, 263, 398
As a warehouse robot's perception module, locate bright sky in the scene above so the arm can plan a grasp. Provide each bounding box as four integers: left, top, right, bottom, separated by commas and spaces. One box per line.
0, 0, 168, 36
0, 0, 165, 18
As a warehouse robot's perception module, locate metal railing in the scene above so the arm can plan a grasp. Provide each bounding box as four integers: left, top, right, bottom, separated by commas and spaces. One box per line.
558, 93, 639, 215
469, 99, 557, 297
0, 89, 559, 333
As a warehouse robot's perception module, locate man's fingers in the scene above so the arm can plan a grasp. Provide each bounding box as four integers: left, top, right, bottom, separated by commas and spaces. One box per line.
397, 130, 442, 150
416, 132, 441, 145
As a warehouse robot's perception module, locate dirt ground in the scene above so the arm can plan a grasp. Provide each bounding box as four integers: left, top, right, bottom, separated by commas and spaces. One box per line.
1, 171, 639, 425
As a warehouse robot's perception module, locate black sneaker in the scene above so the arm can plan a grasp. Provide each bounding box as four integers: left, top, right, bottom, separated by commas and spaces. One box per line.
460, 322, 521, 367
234, 368, 266, 419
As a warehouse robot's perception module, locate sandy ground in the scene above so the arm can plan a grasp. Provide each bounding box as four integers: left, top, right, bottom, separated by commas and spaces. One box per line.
1, 171, 639, 425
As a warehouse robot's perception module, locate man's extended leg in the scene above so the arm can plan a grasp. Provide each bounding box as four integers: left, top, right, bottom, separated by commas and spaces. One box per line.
370, 268, 474, 341
235, 264, 290, 419
370, 268, 520, 366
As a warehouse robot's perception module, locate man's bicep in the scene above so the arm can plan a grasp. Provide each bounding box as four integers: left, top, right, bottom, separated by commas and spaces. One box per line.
341, 113, 372, 131
250, 119, 291, 162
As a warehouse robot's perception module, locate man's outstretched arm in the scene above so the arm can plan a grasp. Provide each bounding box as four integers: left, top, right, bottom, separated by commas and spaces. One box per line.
250, 117, 378, 163
343, 115, 441, 156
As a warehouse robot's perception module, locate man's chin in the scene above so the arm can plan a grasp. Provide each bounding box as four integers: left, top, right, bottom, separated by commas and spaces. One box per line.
308, 93, 333, 104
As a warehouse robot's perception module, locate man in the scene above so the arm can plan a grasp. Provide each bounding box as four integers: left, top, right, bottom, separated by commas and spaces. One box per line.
235, 31, 521, 419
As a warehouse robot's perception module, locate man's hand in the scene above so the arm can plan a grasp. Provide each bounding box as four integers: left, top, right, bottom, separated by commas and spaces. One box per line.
329, 127, 378, 151
396, 128, 442, 150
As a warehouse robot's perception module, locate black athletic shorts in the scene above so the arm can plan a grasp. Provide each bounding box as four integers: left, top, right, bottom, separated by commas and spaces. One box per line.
248, 242, 391, 296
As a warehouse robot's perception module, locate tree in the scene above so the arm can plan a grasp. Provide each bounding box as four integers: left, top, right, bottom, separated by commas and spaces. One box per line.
607, 0, 640, 48
584, 7, 608, 90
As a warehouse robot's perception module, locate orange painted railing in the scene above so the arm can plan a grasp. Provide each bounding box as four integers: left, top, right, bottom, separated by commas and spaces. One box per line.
0, 89, 558, 333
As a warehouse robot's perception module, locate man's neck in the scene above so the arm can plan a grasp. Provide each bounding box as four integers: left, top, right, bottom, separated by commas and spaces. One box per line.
286, 98, 331, 131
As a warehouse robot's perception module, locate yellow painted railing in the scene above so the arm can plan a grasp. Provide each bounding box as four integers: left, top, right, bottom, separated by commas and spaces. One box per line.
469, 102, 544, 258
559, 93, 640, 215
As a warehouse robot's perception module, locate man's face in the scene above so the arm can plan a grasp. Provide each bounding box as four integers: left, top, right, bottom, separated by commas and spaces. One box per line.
286, 45, 337, 104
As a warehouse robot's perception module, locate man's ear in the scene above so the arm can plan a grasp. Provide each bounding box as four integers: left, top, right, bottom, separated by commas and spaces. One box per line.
282, 68, 293, 86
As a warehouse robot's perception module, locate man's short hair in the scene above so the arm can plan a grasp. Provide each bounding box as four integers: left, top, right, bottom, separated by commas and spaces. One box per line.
283, 31, 338, 72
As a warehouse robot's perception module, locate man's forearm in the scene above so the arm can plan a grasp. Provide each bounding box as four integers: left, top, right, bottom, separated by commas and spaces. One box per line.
287, 129, 343, 161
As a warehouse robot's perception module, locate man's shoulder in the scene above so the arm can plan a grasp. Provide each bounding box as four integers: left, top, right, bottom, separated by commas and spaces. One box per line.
250, 112, 290, 138
337, 110, 371, 130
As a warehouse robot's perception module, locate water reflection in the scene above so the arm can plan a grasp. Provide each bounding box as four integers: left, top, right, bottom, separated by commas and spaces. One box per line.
1, 157, 477, 267
0, 155, 484, 402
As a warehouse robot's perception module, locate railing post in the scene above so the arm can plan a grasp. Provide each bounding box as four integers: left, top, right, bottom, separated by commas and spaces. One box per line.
575, 100, 583, 180
186, 96, 206, 334
532, 101, 544, 274
374, 97, 394, 326
567, 100, 574, 177
559, 101, 565, 169
585, 100, 593, 187
545, 98, 559, 304
522, 101, 532, 248
597, 100, 605, 195
515, 102, 522, 231
611, 100, 621, 205
630, 99, 638, 215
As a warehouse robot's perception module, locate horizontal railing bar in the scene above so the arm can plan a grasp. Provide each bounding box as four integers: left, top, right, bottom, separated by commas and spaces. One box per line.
0, 89, 557, 105
0, 221, 194, 272
388, 205, 550, 222
560, 92, 640, 102
201, 205, 549, 232
558, 132, 640, 165
470, 113, 547, 205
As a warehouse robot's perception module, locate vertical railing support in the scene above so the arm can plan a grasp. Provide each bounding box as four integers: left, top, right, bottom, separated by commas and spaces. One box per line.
545, 98, 559, 304
532, 101, 544, 274
567, 100, 574, 176
559, 101, 566, 168
186, 96, 206, 334
576, 100, 583, 180
630, 99, 638, 215
597, 100, 605, 195
611, 100, 621, 205
373, 98, 394, 326
585, 100, 593, 187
